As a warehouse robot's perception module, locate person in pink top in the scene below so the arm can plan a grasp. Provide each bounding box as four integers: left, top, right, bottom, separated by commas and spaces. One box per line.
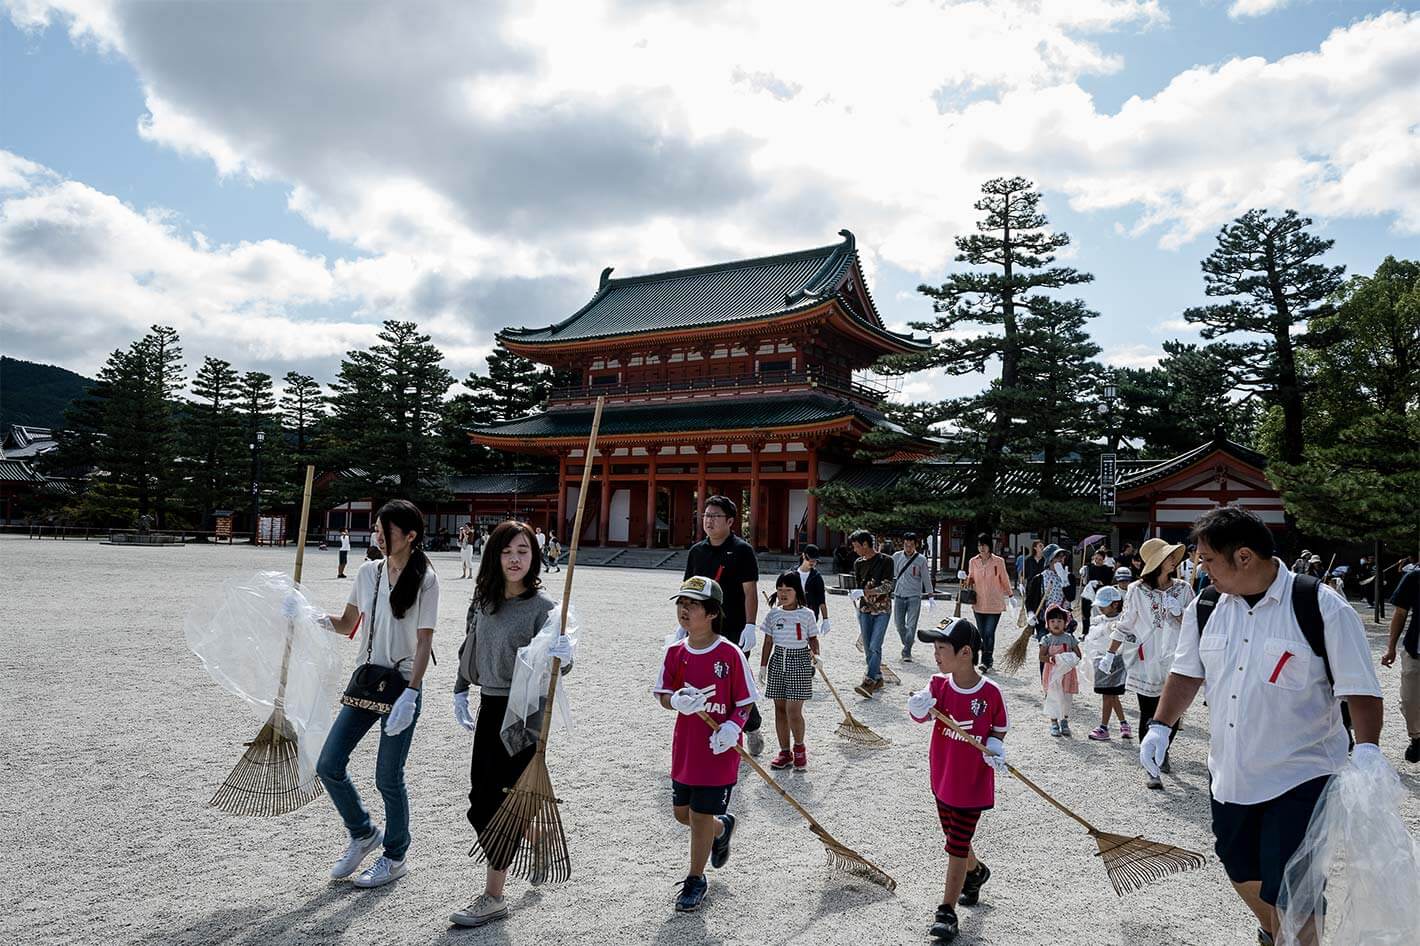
653, 576, 759, 913
966, 533, 1016, 672
907, 618, 1009, 943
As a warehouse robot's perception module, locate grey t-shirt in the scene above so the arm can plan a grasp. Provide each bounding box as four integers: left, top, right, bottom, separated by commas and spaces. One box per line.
1042, 631, 1075, 652
455, 590, 556, 696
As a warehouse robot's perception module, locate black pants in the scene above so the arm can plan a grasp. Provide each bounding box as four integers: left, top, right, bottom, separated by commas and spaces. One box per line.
1136, 693, 1181, 754
1079, 605, 1091, 641
716, 628, 762, 733
468, 693, 535, 867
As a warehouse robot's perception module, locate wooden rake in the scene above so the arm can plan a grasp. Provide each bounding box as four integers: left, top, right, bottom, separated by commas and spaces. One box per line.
815, 660, 890, 747
210, 465, 321, 817
928, 708, 1206, 895
472, 396, 605, 886
696, 711, 896, 891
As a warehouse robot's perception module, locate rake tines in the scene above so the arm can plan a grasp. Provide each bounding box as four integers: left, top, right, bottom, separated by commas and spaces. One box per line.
815, 661, 890, 748
471, 750, 570, 886
209, 711, 323, 817
929, 708, 1206, 896
879, 662, 901, 685
1091, 830, 1208, 896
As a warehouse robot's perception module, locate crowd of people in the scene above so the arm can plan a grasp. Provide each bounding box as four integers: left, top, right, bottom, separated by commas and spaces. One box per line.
287, 496, 1413, 944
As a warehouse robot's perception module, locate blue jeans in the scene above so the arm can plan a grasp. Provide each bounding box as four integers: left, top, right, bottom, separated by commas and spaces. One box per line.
975, 611, 1002, 667
893, 596, 923, 658
857, 610, 891, 681
316, 694, 421, 861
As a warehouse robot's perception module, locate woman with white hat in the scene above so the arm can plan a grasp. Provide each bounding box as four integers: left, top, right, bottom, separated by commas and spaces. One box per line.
1105, 537, 1193, 789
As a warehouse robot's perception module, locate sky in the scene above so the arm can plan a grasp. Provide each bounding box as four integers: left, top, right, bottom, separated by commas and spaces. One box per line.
2, 0, 1418, 406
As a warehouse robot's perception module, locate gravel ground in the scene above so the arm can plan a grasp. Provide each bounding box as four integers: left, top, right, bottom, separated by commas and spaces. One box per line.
4, 535, 1417, 946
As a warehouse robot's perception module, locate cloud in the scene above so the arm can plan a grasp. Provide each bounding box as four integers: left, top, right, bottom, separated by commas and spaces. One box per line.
1101, 343, 1162, 368
1228, 0, 1295, 19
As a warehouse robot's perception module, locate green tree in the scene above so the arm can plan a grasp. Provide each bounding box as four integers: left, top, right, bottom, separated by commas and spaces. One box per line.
1183, 209, 1345, 466
326, 320, 455, 500
280, 371, 323, 461
181, 357, 245, 525
1103, 344, 1262, 459
443, 346, 559, 473
1269, 257, 1420, 548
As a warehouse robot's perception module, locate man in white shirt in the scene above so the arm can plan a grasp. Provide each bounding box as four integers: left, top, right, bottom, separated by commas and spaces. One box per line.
1143, 507, 1385, 946
338, 528, 352, 578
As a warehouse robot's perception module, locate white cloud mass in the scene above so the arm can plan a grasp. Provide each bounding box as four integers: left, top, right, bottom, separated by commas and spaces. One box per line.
2, 0, 1417, 385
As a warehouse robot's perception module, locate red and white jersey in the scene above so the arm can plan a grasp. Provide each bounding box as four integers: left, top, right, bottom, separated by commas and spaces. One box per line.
914, 672, 1008, 810
759, 606, 819, 651
653, 636, 759, 787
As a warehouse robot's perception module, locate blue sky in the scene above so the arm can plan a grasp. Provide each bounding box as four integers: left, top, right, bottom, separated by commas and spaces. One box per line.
2, 1, 1417, 401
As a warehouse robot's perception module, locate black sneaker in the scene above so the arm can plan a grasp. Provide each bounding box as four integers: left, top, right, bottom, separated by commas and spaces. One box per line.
930, 903, 959, 941
1160, 755, 1172, 775
710, 813, 735, 869
958, 862, 990, 906
674, 874, 708, 912
1406, 739, 1420, 764
1258, 928, 1275, 946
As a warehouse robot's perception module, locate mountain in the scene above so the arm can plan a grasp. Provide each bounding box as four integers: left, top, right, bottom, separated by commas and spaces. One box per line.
0, 356, 95, 430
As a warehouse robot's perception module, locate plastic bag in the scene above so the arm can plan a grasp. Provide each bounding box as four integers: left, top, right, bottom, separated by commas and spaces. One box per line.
500, 604, 578, 755
184, 571, 345, 785
1276, 752, 1420, 945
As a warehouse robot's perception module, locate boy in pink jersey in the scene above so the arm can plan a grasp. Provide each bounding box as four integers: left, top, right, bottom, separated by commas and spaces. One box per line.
907, 618, 1008, 943
652, 576, 760, 913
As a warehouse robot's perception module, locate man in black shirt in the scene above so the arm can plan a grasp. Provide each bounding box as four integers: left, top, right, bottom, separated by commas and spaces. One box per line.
798, 544, 829, 624
1382, 566, 1420, 762
684, 494, 763, 753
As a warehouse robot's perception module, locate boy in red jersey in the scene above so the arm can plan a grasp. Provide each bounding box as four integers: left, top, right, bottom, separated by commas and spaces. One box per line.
653, 576, 760, 912
907, 618, 1008, 943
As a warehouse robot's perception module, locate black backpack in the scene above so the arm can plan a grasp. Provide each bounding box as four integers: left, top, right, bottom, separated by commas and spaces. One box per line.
1195, 573, 1331, 687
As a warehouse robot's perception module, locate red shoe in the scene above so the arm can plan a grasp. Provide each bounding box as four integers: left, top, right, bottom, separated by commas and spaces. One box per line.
770, 749, 793, 770
792, 744, 807, 770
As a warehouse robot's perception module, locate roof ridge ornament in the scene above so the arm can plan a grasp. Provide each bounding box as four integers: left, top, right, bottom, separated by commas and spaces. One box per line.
785, 229, 856, 305
599, 267, 615, 289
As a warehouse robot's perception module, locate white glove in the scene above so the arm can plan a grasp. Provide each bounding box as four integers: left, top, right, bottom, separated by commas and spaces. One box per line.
385, 688, 419, 736
548, 634, 576, 663
452, 690, 475, 732
1095, 653, 1119, 674
849, 589, 864, 602
1139, 722, 1170, 778
1351, 742, 1386, 772
1008, 594, 1019, 608
983, 736, 1007, 773
669, 686, 709, 716
1165, 596, 1184, 617
1027, 613, 1038, 627
907, 688, 936, 718
665, 625, 689, 645
738, 623, 757, 651
709, 721, 741, 755
281, 591, 303, 621
818, 617, 831, 636
956, 569, 968, 581
924, 597, 934, 612
758, 665, 768, 687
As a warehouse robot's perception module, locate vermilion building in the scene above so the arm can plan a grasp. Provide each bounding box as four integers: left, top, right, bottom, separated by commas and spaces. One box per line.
470, 230, 932, 551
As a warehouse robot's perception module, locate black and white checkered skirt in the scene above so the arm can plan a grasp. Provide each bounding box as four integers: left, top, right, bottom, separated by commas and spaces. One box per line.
765, 646, 814, 701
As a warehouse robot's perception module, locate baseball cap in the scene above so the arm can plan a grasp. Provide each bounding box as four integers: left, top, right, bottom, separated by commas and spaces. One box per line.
917, 616, 980, 648
1093, 585, 1124, 608
1114, 566, 1133, 582
671, 576, 724, 603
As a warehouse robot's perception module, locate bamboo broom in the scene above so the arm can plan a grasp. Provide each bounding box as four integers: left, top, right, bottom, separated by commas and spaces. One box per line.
472, 396, 604, 886
696, 711, 896, 891
209, 464, 321, 817
928, 708, 1205, 895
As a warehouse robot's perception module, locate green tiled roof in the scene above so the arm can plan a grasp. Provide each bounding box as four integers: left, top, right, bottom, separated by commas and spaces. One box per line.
447, 473, 559, 495
471, 393, 884, 440
500, 230, 926, 349
828, 456, 1159, 500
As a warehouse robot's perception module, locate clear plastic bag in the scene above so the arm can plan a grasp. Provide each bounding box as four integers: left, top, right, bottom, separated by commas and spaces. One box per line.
1276, 751, 1420, 945
500, 604, 578, 755
184, 571, 345, 784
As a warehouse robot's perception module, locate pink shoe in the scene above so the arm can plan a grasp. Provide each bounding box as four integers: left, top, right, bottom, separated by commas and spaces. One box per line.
1088, 726, 1110, 741
1119, 722, 1133, 741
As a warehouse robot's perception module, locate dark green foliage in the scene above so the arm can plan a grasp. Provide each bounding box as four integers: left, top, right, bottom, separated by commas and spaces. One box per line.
443, 347, 560, 473
280, 372, 323, 461
1104, 345, 1261, 459
181, 357, 245, 525
0, 357, 94, 429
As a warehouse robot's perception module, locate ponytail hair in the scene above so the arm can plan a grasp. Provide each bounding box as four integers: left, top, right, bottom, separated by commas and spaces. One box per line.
376, 499, 429, 619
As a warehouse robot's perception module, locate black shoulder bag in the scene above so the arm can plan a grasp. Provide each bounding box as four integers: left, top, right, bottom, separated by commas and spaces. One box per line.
341, 563, 408, 714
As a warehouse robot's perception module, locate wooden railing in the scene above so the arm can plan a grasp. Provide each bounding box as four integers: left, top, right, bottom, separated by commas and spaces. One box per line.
549, 368, 887, 404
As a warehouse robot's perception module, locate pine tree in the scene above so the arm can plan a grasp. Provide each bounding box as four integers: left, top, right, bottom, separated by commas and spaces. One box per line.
181, 357, 244, 525
279, 372, 323, 460
443, 346, 559, 473
326, 320, 454, 500
1183, 209, 1345, 466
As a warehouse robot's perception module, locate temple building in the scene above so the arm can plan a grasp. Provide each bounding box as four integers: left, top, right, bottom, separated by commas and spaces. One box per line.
470, 230, 933, 551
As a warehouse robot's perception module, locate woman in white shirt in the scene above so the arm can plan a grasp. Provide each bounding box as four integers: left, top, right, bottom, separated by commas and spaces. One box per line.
316, 499, 440, 888
1107, 538, 1192, 788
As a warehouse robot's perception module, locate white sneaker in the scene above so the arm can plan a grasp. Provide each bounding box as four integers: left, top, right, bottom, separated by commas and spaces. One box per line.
450, 894, 508, 928
746, 731, 764, 756
352, 855, 406, 888
330, 826, 383, 879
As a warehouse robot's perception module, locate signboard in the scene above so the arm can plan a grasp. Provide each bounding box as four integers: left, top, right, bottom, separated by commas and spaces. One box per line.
214, 516, 233, 539
1099, 453, 1117, 515
258, 515, 287, 546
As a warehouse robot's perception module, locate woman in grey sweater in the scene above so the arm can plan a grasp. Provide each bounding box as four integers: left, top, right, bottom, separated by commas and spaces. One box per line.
449, 520, 565, 929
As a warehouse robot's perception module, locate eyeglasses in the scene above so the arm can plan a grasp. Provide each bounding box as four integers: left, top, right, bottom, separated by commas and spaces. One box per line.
702, 513, 728, 521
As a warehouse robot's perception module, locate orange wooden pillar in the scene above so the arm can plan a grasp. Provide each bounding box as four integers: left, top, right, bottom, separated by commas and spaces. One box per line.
598, 450, 612, 546
645, 452, 658, 547
806, 447, 819, 548
749, 444, 762, 550
695, 448, 707, 526
555, 452, 567, 544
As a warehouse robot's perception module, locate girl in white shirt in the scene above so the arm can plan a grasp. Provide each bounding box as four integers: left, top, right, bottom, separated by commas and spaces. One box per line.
758, 571, 821, 771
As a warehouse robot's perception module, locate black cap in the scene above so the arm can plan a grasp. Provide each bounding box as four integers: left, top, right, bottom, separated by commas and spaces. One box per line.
902, 531, 919, 541
918, 616, 980, 648
802, 544, 820, 560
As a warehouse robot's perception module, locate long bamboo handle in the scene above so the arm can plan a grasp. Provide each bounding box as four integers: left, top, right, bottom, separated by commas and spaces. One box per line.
1324, 553, 1336, 578
535, 397, 605, 748
695, 710, 825, 832
928, 706, 1097, 834
274, 465, 317, 715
